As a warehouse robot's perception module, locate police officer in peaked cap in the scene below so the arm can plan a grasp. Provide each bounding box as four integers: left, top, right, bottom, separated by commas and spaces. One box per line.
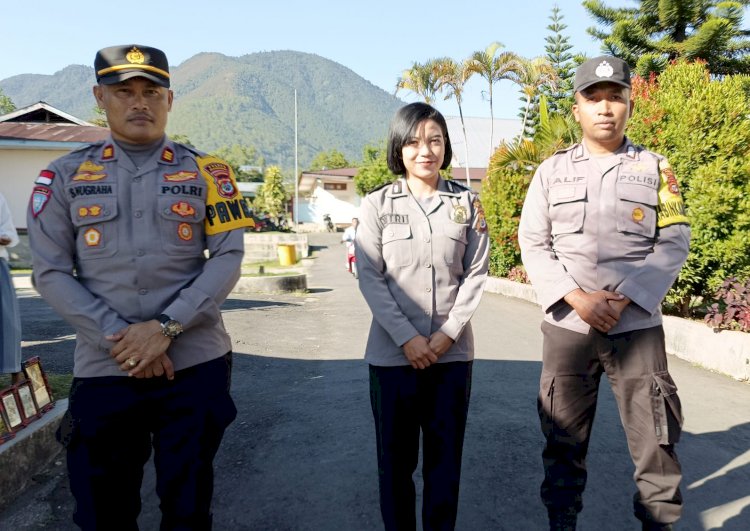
27, 44, 254, 529
518, 56, 690, 530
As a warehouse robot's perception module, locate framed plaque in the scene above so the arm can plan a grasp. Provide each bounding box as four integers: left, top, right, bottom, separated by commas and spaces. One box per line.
23, 356, 54, 412
0, 389, 23, 431
16, 381, 40, 425
0, 400, 16, 443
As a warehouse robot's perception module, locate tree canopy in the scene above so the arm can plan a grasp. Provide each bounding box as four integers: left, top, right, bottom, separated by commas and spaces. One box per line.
0, 88, 15, 115
308, 149, 350, 171
584, 0, 750, 75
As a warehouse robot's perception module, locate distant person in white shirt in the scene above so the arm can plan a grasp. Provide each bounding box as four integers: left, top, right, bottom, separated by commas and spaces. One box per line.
0, 192, 22, 384
341, 217, 358, 274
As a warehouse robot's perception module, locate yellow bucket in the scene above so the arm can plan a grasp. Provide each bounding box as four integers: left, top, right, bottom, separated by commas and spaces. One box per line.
277, 243, 297, 266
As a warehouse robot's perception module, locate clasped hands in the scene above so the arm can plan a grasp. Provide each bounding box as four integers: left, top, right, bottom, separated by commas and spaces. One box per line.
564, 288, 631, 333
107, 320, 175, 379
403, 331, 454, 370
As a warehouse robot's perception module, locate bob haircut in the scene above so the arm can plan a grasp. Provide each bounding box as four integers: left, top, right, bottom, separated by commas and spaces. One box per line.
386, 102, 453, 176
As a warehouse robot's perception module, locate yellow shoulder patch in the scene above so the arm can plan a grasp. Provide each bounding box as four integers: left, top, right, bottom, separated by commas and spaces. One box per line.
656, 159, 689, 228
197, 155, 255, 235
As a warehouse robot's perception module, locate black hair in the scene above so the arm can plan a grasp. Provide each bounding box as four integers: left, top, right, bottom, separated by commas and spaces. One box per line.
386, 102, 453, 175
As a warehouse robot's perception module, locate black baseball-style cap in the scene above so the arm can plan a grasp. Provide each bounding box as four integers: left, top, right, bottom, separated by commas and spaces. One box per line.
574, 56, 631, 93
95, 45, 170, 88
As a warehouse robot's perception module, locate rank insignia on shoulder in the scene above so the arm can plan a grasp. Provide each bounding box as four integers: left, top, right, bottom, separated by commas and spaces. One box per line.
473, 198, 487, 233
31, 186, 52, 218
161, 147, 175, 163
101, 145, 115, 160
35, 170, 55, 186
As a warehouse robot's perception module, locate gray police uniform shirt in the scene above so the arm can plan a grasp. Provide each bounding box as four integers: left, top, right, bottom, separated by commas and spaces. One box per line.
27, 136, 246, 377
357, 177, 489, 366
518, 138, 690, 335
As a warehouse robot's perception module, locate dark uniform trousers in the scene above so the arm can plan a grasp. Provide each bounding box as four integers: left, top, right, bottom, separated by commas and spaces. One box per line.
58, 353, 236, 531
369, 361, 472, 531
538, 322, 683, 524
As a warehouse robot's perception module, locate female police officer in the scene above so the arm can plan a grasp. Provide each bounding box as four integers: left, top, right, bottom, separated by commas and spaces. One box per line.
356, 102, 489, 530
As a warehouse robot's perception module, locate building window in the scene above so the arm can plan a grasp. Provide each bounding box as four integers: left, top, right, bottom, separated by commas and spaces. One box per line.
323, 183, 347, 191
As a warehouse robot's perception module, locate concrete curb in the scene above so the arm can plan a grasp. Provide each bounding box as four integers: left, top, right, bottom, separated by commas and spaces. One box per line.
232, 273, 308, 294
0, 399, 66, 510
484, 277, 750, 382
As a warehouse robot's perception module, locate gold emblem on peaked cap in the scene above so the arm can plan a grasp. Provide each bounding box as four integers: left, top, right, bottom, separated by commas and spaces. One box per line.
595, 60, 614, 78
126, 47, 145, 65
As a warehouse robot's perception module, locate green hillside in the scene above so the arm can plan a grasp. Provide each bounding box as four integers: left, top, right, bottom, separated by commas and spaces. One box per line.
0, 50, 404, 171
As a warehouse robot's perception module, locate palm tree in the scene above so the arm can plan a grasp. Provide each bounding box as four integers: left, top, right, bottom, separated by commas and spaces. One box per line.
512, 57, 559, 140
431, 57, 474, 185
465, 42, 522, 158
395, 61, 441, 104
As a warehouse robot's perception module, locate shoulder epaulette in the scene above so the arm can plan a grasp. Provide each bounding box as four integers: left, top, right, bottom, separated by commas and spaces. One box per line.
367, 179, 398, 195
445, 179, 469, 194
69, 140, 104, 155
552, 143, 580, 157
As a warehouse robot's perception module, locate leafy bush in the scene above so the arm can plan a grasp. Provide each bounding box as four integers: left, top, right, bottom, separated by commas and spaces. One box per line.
627, 61, 750, 314
703, 277, 750, 332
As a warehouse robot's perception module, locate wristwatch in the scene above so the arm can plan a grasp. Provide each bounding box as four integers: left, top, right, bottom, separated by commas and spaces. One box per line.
158, 314, 183, 339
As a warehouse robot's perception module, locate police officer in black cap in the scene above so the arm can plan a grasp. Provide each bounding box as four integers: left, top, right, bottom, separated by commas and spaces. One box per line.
519, 55, 689, 530
27, 44, 254, 529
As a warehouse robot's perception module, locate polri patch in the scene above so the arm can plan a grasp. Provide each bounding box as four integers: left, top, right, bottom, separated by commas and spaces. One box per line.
83, 228, 101, 247
31, 186, 52, 218
35, 170, 55, 186
177, 222, 193, 241
171, 201, 196, 217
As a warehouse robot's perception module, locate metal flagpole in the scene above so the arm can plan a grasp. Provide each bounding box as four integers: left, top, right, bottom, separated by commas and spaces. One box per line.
294, 89, 299, 226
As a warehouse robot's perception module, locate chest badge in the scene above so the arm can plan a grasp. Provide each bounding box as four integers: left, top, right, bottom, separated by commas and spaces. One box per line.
83, 228, 101, 247
632, 207, 645, 223
451, 205, 467, 223
177, 222, 193, 241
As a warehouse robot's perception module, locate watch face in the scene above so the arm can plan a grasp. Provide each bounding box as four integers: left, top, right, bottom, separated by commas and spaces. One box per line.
162, 320, 183, 338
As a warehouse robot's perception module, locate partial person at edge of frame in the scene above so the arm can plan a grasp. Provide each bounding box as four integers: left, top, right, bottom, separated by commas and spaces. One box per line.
26, 44, 255, 530
0, 191, 23, 385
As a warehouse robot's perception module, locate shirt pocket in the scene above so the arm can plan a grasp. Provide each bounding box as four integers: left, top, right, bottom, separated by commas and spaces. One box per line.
381, 223, 413, 268
70, 198, 118, 260
442, 221, 468, 266
157, 197, 206, 255
548, 183, 586, 235
616, 183, 657, 238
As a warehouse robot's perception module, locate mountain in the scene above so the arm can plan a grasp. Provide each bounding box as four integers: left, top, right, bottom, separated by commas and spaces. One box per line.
0, 50, 404, 171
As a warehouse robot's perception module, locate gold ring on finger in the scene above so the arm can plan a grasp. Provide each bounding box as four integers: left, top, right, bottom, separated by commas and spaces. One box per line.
127, 358, 138, 368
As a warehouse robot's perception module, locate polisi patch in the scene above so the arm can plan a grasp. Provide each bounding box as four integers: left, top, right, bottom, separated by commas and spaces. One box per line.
204, 162, 237, 199
31, 186, 52, 218
83, 228, 101, 247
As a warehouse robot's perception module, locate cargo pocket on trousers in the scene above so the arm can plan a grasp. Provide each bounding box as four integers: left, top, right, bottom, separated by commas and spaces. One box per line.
652, 371, 683, 445
538, 372, 555, 434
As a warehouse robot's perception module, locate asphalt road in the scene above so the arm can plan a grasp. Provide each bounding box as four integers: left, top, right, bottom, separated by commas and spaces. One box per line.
2, 232, 749, 530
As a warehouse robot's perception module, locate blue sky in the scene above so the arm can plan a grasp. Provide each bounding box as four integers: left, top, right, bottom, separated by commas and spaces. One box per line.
4, 1, 626, 119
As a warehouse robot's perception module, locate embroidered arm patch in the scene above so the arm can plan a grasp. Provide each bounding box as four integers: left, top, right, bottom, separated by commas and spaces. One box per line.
197, 155, 255, 235
656, 159, 689, 228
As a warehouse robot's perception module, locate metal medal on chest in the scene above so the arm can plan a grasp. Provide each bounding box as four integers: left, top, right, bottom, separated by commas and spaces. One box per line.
452, 205, 467, 223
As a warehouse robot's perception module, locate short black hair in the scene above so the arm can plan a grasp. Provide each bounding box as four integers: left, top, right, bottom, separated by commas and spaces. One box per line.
386, 102, 453, 176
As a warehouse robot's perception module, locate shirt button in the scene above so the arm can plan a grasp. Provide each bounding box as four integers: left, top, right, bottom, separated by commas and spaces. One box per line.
388, 230, 394, 237
134, 210, 143, 218
136, 250, 145, 257
423, 237, 430, 243
138, 289, 148, 295
133, 176, 142, 183
426, 287, 432, 292
425, 263, 432, 268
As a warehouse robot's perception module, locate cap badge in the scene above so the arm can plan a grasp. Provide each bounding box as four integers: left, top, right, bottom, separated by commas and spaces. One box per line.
126, 47, 145, 65
595, 61, 614, 79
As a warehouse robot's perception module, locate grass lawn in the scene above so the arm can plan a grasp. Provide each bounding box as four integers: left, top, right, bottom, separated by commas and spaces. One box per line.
1, 372, 73, 401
